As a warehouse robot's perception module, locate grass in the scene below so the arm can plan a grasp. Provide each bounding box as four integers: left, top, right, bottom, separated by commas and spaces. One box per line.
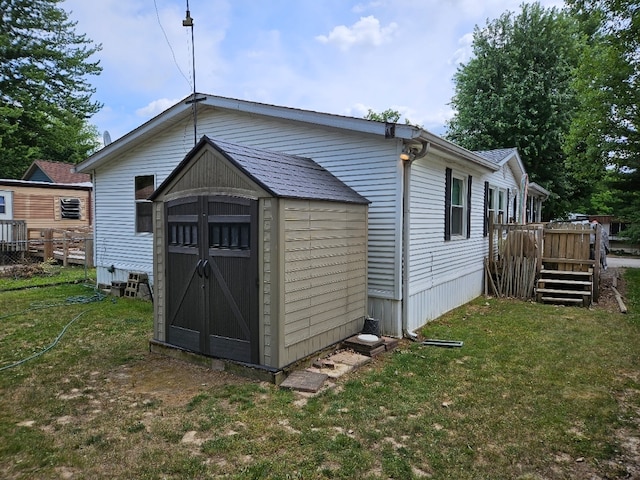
0, 271, 638, 479
0, 263, 93, 291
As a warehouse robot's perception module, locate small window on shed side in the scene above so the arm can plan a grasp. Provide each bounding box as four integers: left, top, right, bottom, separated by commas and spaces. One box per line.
135, 175, 155, 234
60, 198, 81, 219
0, 196, 5, 215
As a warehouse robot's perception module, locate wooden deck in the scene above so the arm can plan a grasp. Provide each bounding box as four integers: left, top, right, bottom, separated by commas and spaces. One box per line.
26, 228, 93, 267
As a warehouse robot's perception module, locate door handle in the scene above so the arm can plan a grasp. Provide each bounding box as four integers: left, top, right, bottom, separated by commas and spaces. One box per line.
202, 259, 209, 279
196, 259, 203, 277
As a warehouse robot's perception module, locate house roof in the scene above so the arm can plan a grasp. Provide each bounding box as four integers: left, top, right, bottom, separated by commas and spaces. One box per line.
475, 147, 526, 183
150, 136, 371, 205
0, 178, 92, 191
75, 93, 500, 174
22, 160, 91, 184
529, 182, 550, 199
474, 148, 519, 164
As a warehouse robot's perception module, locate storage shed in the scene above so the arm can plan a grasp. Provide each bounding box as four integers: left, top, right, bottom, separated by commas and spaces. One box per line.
150, 136, 370, 370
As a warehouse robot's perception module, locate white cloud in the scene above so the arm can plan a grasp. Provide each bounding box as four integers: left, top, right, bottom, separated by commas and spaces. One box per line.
61, 0, 566, 144
136, 98, 182, 118
451, 32, 475, 66
315, 16, 398, 51
352, 2, 383, 14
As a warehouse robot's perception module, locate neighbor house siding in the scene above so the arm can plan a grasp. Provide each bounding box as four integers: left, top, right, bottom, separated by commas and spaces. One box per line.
280, 199, 367, 365
7, 185, 91, 231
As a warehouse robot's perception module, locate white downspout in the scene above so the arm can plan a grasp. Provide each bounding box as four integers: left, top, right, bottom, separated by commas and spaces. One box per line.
401, 140, 430, 340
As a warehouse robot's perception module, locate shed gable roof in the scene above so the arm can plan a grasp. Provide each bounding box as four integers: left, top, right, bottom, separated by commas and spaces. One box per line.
151, 136, 370, 205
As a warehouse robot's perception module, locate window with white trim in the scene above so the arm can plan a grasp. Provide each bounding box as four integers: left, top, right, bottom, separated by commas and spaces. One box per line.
451, 176, 465, 236
0, 196, 5, 215
445, 168, 471, 240
135, 175, 154, 234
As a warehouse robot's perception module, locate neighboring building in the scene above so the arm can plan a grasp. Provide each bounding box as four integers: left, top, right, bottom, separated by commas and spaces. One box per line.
75, 93, 547, 339
0, 179, 92, 230
22, 160, 91, 185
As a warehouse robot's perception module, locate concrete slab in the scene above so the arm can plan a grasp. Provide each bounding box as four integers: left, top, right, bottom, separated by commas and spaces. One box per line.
279, 370, 328, 393
329, 350, 372, 367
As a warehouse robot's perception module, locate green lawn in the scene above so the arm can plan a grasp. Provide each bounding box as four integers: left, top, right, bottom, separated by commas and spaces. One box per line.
0, 270, 638, 479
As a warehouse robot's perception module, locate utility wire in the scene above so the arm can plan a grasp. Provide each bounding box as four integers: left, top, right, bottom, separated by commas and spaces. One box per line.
153, 0, 192, 90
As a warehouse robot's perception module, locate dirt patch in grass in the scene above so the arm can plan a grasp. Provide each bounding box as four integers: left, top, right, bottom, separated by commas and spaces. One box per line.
105, 354, 248, 408
596, 267, 628, 313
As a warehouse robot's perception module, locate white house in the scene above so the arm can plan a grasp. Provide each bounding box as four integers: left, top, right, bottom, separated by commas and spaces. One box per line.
75, 94, 547, 339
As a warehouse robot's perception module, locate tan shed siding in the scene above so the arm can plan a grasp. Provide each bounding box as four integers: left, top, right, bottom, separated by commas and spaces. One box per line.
261, 198, 273, 366
153, 202, 165, 342
281, 200, 367, 363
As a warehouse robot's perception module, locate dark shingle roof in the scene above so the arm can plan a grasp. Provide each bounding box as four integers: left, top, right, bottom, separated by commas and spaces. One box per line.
152, 136, 369, 205
473, 148, 517, 164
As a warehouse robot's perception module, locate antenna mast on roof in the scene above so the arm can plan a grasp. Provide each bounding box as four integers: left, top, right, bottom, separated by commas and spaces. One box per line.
183, 0, 203, 146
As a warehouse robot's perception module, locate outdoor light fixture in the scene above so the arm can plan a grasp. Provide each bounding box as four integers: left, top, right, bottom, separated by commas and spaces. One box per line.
400, 152, 411, 161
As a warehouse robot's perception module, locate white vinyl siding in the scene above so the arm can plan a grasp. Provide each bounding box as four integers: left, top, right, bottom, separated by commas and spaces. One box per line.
93, 109, 403, 298
406, 152, 519, 331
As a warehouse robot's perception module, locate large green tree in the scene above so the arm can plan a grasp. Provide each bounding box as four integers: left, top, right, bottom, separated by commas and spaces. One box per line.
0, 0, 102, 179
567, 0, 639, 241
446, 3, 584, 219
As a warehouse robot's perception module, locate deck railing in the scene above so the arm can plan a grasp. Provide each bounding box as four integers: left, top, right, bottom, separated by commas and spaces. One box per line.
0, 220, 27, 252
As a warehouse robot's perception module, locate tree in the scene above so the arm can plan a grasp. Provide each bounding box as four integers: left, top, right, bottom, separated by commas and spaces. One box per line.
566, 0, 640, 241
0, 0, 102, 179
364, 108, 422, 127
364, 108, 402, 123
446, 3, 584, 219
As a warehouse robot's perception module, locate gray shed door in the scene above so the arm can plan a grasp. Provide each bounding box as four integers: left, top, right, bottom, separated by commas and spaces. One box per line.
165, 195, 258, 363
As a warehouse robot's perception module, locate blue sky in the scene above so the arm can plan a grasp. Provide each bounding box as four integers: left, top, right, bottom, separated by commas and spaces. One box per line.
63, 0, 564, 143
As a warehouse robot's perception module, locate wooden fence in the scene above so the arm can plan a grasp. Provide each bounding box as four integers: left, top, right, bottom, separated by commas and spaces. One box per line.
486, 222, 543, 299
0, 220, 27, 252
27, 227, 94, 267
486, 220, 601, 304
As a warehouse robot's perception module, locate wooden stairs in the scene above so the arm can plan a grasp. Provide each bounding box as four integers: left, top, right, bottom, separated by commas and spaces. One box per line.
536, 268, 593, 307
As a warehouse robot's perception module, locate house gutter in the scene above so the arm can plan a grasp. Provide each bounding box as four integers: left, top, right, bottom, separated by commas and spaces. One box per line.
402, 140, 430, 341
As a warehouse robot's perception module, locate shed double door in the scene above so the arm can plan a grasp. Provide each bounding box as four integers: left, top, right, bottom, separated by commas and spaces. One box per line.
166, 195, 258, 363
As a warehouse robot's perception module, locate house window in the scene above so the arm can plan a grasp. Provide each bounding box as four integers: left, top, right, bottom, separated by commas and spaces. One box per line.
498, 190, 505, 220
135, 175, 154, 233
60, 198, 81, 219
488, 186, 496, 222
445, 168, 471, 240
451, 177, 464, 236
0, 196, 5, 215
